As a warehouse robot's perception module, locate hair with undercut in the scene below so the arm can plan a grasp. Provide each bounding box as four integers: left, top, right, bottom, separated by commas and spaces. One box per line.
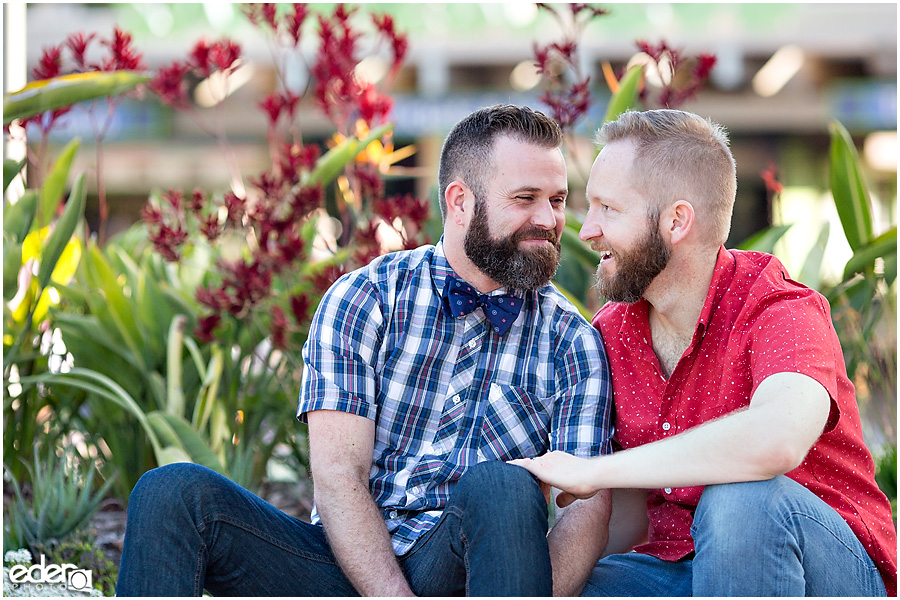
437, 104, 563, 221
596, 109, 737, 246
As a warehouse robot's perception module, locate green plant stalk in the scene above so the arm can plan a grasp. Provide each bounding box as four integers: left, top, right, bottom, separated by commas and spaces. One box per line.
3, 71, 150, 125
166, 315, 187, 417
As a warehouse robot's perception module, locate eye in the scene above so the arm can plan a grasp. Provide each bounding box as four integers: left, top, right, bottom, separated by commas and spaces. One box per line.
551, 196, 566, 206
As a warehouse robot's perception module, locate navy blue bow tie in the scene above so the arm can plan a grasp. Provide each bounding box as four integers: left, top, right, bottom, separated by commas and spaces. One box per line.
442, 276, 523, 336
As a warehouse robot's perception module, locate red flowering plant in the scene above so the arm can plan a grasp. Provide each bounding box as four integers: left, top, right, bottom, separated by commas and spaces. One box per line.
5, 27, 149, 243
128, 4, 430, 487
142, 4, 429, 353
4, 5, 430, 497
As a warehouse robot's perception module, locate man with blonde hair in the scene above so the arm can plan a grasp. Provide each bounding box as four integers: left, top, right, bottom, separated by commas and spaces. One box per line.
513, 109, 896, 596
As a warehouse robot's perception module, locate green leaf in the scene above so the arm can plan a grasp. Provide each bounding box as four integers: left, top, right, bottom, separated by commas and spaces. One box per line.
603, 65, 643, 125
3, 238, 22, 301
736, 224, 792, 253
561, 221, 601, 269
37, 138, 81, 231
3, 70, 151, 125
3, 190, 38, 242
4, 158, 25, 193
828, 120, 874, 252
17, 368, 163, 456
842, 227, 897, 280
146, 411, 228, 475
82, 243, 148, 371
37, 172, 86, 289
306, 123, 393, 186
798, 222, 829, 289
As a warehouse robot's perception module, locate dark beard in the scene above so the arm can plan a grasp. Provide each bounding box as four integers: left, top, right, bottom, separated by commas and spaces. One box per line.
594, 219, 671, 304
463, 198, 561, 291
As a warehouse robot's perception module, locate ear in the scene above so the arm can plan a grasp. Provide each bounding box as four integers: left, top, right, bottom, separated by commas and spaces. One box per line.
662, 200, 694, 245
444, 180, 471, 227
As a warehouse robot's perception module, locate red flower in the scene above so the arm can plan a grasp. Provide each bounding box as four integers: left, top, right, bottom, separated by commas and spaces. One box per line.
289, 293, 313, 324
149, 61, 191, 107
66, 32, 97, 70
33, 45, 63, 80
287, 4, 310, 45
195, 315, 222, 344
210, 39, 241, 72
761, 164, 784, 195
101, 27, 145, 71
270, 305, 288, 350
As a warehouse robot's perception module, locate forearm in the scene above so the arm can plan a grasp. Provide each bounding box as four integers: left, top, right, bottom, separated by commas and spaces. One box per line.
316, 479, 414, 597
588, 397, 820, 490
547, 489, 611, 597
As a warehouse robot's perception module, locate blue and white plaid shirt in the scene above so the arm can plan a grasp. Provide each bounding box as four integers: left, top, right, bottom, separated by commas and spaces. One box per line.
298, 240, 613, 555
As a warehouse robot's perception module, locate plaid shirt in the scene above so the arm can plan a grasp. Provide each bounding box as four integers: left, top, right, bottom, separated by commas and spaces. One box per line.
298, 240, 613, 555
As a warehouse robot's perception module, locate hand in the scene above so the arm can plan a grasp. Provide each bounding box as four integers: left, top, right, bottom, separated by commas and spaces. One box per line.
509, 452, 601, 507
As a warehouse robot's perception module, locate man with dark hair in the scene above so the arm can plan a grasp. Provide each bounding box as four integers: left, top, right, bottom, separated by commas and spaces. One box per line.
512, 109, 897, 596
117, 104, 614, 596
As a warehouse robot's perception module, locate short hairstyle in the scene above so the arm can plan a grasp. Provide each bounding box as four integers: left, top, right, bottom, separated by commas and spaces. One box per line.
437, 104, 563, 220
596, 109, 738, 246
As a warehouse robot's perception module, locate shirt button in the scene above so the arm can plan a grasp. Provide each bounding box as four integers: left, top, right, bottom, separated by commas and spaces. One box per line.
389, 510, 398, 519
662, 422, 671, 431
467, 339, 477, 349
664, 487, 673, 494
452, 395, 461, 404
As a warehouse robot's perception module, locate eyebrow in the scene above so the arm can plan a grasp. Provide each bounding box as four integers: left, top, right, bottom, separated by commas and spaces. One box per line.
510, 186, 568, 196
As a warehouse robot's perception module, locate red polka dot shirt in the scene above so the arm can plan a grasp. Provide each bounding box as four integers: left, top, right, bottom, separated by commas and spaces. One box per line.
593, 247, 897, 595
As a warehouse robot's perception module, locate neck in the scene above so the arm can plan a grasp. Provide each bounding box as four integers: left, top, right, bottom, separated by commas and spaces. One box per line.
644, 245, 720, 338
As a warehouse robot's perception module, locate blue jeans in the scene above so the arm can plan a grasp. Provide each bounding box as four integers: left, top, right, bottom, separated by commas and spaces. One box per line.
116, 461, 551, 596
581, 476, 886, 596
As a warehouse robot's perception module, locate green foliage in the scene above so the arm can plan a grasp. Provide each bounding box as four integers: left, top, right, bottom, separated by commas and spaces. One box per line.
3, 147, 87, 484
875, 444, 897, 518
3, 446, 117, 555
3, 71, 149, 126
741, 121, 896, 510
33, 532, 119, 596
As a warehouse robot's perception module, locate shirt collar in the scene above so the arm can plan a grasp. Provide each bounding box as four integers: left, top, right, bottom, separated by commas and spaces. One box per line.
615, 245, 736, 340
696, 246, 736, 333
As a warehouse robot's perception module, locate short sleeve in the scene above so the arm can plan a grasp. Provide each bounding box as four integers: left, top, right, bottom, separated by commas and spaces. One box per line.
745, 284, 842, 431
549, 317, 615, 457
297, 272, 385, 422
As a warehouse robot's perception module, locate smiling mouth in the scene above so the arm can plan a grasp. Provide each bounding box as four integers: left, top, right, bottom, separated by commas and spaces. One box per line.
599, 251, 613, 262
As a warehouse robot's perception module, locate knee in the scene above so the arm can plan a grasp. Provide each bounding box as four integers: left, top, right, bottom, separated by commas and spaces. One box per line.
128, 462, 222, 516
693, 477, 794, 544
455, 461, 545, 515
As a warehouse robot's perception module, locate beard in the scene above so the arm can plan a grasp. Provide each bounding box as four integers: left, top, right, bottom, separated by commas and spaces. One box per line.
463, 198, 561, 291
593, 217, 671, 304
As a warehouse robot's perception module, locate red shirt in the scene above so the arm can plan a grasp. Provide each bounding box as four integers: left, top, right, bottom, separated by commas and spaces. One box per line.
593, 247, 897, 595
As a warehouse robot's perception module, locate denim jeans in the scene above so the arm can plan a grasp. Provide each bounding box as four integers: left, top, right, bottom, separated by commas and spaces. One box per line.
116, 460, 551, 596
581, 476, 887, 597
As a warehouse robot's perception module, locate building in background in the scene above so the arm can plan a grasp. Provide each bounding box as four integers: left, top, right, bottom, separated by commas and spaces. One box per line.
7, 2, 897, 281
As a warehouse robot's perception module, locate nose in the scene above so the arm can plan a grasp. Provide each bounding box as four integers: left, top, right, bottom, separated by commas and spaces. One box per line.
579, 207, 602, 242
531, 199, 557, 229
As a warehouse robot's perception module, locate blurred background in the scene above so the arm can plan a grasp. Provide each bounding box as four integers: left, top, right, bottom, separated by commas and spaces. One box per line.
2, 4, 896, 593
9, 3, 896, 270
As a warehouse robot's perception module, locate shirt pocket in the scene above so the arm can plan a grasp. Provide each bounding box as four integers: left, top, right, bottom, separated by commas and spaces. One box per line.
478, 383, 552, 461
